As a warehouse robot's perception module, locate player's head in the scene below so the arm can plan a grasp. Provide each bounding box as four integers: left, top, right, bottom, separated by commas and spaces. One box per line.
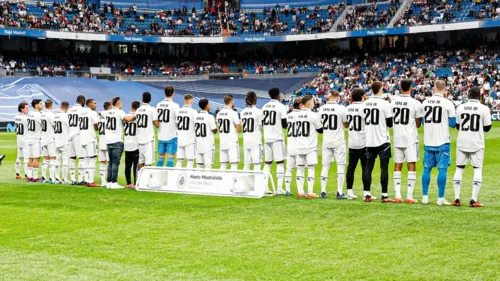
131, 100, 140, 112
327, 90, 340, 102
371, 81, 383, 96
224, 95, 234, 107
31, 99, 43, 111
301, 95, 314, 109
111, 97, 122, 109
86, 99, 97, 111
76, 95, 86, 106
351, 88, 365, 102
60, 101, 69, 112
142, 92, 152, 104
184, 94, 193, 106
199, 98, 210, 112
468, 86, 481, 100
434, 79, 446, 94
44, 99, 54, 110
246, 91, 257, 106
103, 101, 112, 111
18, 102, 29, 114
400, 79, 412, 94
269, 87, 280, 100
164, 85, 175, 98
293, 97, 302, 110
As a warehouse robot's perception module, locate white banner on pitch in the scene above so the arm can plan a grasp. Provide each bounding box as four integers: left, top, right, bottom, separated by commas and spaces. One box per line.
135, 167, 275, 198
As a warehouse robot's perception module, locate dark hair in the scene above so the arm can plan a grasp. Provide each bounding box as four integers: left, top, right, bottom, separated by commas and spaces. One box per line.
103, 101, 112, 110
371, 81, 383, 95
301, 95, 313, 106
269, 87, 280, 99
469, 86, 481, 100
164, 85, 174, 97
401, 79, 412, 92
18, 102, 28, 112
143, 92, 152, 104
86, 99, 95, 106
76, 95, 86, 105
111, 97, 120, 106
199, 98, 209, 110
293, 98, 302, 109
31, 99, 41, 108
224, 95, 234, 105
351, 88, 365, 102
131, 100, 141, 110
246, 91, 257, 106
45, 99, 53, 109
61, 101, 69, 109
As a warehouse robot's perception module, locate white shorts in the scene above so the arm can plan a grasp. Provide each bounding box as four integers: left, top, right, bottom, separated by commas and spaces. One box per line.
17, 146, 26, 159
220, 146, 240, 163
456, 149, 484, 168
394, 143, 420, 163
139, 141, 156, 165
264, 140, 286, 162
196, 150, 214, 166
322, 144, 346, 165
81, 141, 97, 158
42, 143, 56, 157
286, 154, 297, 170
26, 142, 42, 159
56, 145, 69, 162
178, 143, 196, 161
99, 150, 108, 162
69, 136, 82, 158
244, 145, 263, 165
297, 151, 318, 166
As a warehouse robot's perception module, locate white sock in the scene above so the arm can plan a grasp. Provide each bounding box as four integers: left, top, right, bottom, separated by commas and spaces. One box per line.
407, 171, 417, 199
382, 193, 388, 197
307, 166, 315, 194
100, 163, 107, 184
62, 164, 69, 182
231, 163, 238, 170
285, 167, 293, 192
88, 158, 96, 183
206, 164, 212, 169
55, 163, 60, 180
221, 162, 229, 170
49, 160, 57, 180
348, 188, 354, 196
243, 164, 250, 171
296, 166, 305, 195
472, 167, 482, 201
337, 164, 345, 195
363, 190, 371, 197
78, 160, 85, 182
24, 162, 29, 176
15, 158, 21, 175
453, 167, 464, 200
27, 166, 32, 178
393, 171, 402, 199
320, 165, 329, 193
69, 159, 76, 181
186, 160, 194, 169
276, 163, 284, 191
176, 159, 184, 168
33, 167, 39, 179
42, 159, 49, 179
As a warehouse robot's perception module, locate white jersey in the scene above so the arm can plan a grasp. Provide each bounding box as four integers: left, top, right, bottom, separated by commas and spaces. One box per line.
102, 107, 126, 144
318, 102, 347, 148
156, 99, 180, 141
216, 107, 241, 150
26, 110, 43, 145
422, 94, 456, 147
195, 111, 217, 154
392, 94, 423, 148
364, 96, 392, 147
97, 114, 107, 150
346, 102, 366, 149
286, 109, 300, 156
295, 109, 322, 155
136, 103, 158, 145
67, 104, 86, 140
124, 112, 138, 152
79, 108, 99, 145
456, 99, 491, 152
176, 105, 197, 147
240, 106, 263, 150
41, 110, 56, 146
53, 112, 70, 148
262, 100, 287, 143
15, 113, 28, 148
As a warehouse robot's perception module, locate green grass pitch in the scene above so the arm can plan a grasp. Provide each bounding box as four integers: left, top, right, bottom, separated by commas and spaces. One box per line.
0, 128, 499, 280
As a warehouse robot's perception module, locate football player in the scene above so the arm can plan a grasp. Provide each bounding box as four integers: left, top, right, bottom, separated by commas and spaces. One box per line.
67, 95, 86, 184
421, 80, 456, 205
318, 91, 348, 199
176, 94, 196, 168
53, 101, 71, 184
453, 87, 491, 207
284, 98, 302, 196
124, 101, 140, 188
216, 95, 241, 170
15, 102, 29, 179
136, 92, 159, 171
80, 99, 100, 187
195, 99, 217, 169
241, 91, 263, 172
40, 99, 57, 183
156, 85, 180, 168
26, 99, 43, 182
98, 102, 112, 186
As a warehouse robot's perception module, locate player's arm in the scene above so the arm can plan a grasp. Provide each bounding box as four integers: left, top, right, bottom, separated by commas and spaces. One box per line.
484, 107, 492, 132
123, 112, 136, 122
152, 108, 159, 128
342, 108, 348, 128
210, 116, 218, 134
315, 114, 323, 134
234, 112, 242, 133
385, 103, 393, 128
415, 103, 423, 128
447, 101, 457, 128
281, 106, 288, 129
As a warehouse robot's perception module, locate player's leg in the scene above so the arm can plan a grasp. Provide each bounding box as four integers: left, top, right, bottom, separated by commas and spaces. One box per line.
243, 148, 251, 171
60, 145, 70, 183
99, 148, 108, 186
404, 142, 419, 204
41, 146, 49, 181
185, 144, 195, 169
335, 145, 347, 199
305, 151, 318, 198
78, 145, 88, 184
220, 149, 229, 169
157, 140, 166, 167
31, 143, 41, 181
176, 146, 185, 168
296, 154, 306, 198
16, 146, 23, 179
436, 145, 451, 206
263, 142, 273, 175
132, 149, 139, 187
69, 138, 77, 183
320, 146, 332, 198
109, 142, 124, 188
125, 150, 133, 187
196, 152, 204, 169
205, 149, 214, 169
284, 154, 295, 195
393, 147, 404, 202
363, 148, 376, 202
470, 149, 484, 207
22, 147, 28, 178
251, 145, 262, 172
274, 141, 286, 194
86, 143, 97, 186
421, 147, 436, 205
166, 137, 177, 168
229, 146, 239, 170
26, 145, 34, 180
452, 149, 467, 206
346, 148, 360, 199
378, 143, 392, 202
48, 143, 57, 183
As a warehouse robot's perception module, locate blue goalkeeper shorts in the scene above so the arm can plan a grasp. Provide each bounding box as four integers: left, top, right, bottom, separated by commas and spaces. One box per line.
423, 144, 451, 169
158, 137, 178, 155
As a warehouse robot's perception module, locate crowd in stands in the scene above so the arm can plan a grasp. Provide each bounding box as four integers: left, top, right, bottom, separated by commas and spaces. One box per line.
337, 1, 399, 31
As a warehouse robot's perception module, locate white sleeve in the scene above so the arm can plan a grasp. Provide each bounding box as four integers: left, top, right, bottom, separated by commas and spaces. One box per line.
314, 113, 322, 130
91, 111, 99, 125
455, 106, 462, 125
150, 107, 158, 121
483, 106, 492, 127
280, 104, 288, 120
233, 111, 241, 125
447, 101, 456, 118
209, 116, 217, 131
415, 101, 424, 119
340, 107, 347, 123
119, 110, 127, 120
384, 102, 393, 118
